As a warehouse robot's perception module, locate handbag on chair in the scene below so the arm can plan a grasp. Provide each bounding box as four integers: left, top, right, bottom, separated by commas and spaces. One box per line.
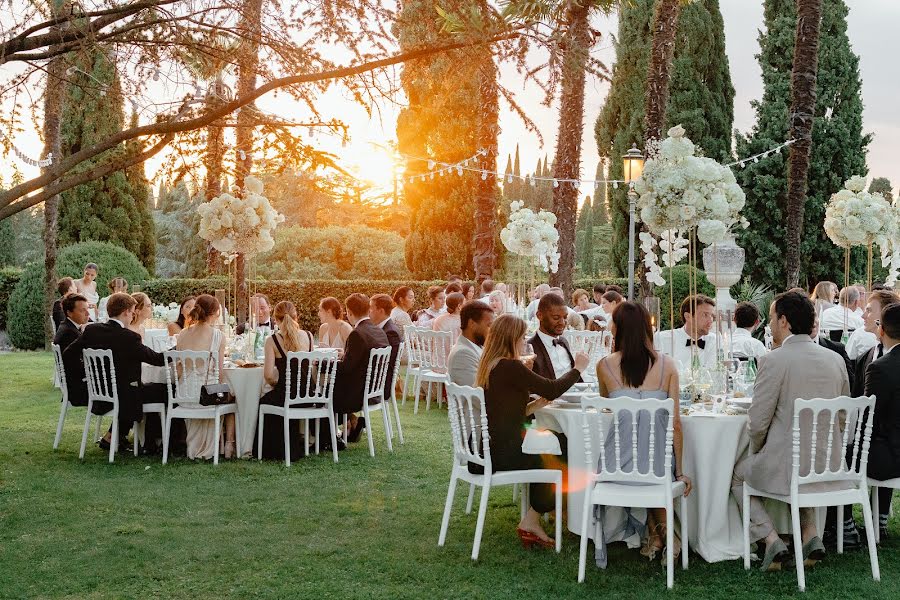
198, 351, 233, 406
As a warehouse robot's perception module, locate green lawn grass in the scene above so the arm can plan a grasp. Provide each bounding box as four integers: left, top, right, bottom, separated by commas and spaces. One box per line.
1, 351, 898, 599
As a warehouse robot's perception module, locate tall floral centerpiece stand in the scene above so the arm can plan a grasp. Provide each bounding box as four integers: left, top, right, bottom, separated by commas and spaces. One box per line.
197, 175, 284, 346
500, 201, 560, 331
634, 125, 747, 383
824, 175, 896, 337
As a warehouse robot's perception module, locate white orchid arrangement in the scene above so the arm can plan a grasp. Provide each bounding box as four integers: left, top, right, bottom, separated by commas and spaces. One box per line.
634, 125, 747, 285
500, 200, 561, 273
197, 176, 285, 262
642, 230, 690, 287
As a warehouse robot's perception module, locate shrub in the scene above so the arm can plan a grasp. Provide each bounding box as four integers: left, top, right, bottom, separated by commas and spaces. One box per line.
0, 267, 22, 330
7, 242, 149, 349
653, 265, 717, 330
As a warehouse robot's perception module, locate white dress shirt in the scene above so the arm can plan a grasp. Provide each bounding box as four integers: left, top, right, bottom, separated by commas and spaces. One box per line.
845, 327, 878, 360
536, 329, 574, 378
654, 326, 718, 369
730, 328, 767, 359
820, 304, 864, 332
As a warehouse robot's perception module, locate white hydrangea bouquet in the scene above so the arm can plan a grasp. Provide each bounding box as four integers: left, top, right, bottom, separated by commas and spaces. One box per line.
197, 176, 285, 262
500, 200, 560, 273
634, 125, 748, 285
152, 302, 180, 322
824, 175, 898, 286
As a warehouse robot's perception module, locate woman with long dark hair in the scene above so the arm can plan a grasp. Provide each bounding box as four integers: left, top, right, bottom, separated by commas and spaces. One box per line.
168, 296, 196, 335
595, 301, 692, 563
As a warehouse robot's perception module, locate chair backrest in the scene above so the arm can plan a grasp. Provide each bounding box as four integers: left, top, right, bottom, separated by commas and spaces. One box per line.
390, 342, 406, 390
446, 383, 490, 471
149, 334, 173, 352
404, 326, 422, 367
413, 329, 453, 371
52, 343, 68, 403
163, 350, 215, 407
83, 348, 119, 406
363, 346, 393, 404
563, 330, 606, 358
581, 395, 675, 486
792, 395, 876, 489
283, 350, 340, 408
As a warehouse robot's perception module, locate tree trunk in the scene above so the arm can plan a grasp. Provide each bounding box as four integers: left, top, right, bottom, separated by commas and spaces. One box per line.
473, 29, 499, 282
203, 95, 225, 274
644, 0, 682, 143
42, 1, 67, 348
233, 0, 263, 323
549, 2, 591, 293
785, 0, 822, 289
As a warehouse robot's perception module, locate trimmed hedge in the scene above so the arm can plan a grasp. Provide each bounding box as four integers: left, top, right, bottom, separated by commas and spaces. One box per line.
8, 242, 150, 350
0, 267, 22, 330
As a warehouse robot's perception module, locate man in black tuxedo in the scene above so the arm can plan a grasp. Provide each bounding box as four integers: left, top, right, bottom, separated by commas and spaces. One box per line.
54, 293, 90, 352
528, 291, 582, 383
851, 290, 900, 397
62, 293, 165, 449
333, 293, 389, 443
369, 294, 401, 394
235, 293, 272, 334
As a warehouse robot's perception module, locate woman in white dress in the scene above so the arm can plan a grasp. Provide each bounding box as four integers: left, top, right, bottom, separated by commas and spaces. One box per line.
175, 294, 234, 459
390, 286, 415, 329
73, 263, 99, 320
318, 296, 352, 350
98, 277, 128, 322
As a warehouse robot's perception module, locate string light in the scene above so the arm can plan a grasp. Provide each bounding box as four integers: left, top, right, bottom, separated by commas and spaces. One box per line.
0, 131, 53, 167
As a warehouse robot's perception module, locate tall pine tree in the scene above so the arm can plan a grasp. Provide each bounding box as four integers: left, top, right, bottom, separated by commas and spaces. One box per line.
736, 0, 868, 289
868, 177, 892, 202
595, 0, 734, 275
593, 162, 609, 225
57, 49, 156, 268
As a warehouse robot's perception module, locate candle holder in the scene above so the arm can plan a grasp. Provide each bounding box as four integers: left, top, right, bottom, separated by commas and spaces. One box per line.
642, 296, 661, 333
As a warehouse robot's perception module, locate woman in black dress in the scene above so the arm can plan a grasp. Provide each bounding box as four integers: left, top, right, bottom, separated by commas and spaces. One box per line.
255, 301, 314, 460
473, 314, 589, 547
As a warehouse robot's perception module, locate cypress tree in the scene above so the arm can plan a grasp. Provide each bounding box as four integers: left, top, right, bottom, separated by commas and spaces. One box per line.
593, 162, 609, 225
736, 0, 869, 289
57, 49, 157, 268
595, 0, 734, 275
580, 200, 595, 277
868, 177, 893, 202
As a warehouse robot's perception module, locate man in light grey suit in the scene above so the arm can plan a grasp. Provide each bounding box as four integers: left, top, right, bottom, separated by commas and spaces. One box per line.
731, 291, 850, 571
448, 301, 495, 387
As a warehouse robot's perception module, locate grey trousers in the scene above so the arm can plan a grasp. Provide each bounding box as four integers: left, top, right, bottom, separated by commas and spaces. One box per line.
732, 454, 815, 543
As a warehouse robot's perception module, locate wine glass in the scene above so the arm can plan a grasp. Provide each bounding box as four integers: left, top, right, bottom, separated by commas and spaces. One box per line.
522, 343, 536, 362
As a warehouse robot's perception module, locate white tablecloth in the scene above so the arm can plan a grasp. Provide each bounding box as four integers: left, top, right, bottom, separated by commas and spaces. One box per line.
535, 405, 821, 563
223, 367, 266, 458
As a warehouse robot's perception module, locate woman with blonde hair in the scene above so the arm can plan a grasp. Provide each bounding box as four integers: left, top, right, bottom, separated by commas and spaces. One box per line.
811, 281, 837, 318
128, 292, 152, 338
488, 289, 509, 316
473, 314, 589, 548
256, 301, 315, 460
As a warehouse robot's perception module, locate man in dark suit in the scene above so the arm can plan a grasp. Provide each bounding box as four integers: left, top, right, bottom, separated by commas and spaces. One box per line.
369, 294, 401, 395
333, 293, 389, 443
813, 315, 855, 392
851, 290, 900, 397
62, 292, 165, 449
54, 293, 90, 352
528, 291, 581, 383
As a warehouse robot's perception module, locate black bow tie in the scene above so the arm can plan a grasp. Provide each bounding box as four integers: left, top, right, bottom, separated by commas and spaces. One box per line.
686, 338, 706, 349
552, 338, 564, 347
877, 343, 884, 359
259, 321, 271, 328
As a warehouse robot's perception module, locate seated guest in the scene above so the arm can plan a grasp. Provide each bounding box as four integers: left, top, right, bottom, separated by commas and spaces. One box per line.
655, 295, 718, 370
175, 295, 234, 459
479, 278, 495, 301
52, 277, 76, 330
566, 312, 586, 331
820, 286, 865, 336
235, 293, 272, 334
572, 288, 595, 313
854, 284, 867, 317
731, 302, 767, 359
433, 292, 464, 339
390, 286, 416, 329
529, 292, 581, 382
606, 284, 624, 295
416, 285, 446, 327
810, 281, 837, 317
445, 282, 463, 296
167, 296, 195, 335
525, 283, 550, 320
448, 301, 495, 387
731, 291, 849, 571
74, 263, 99, 320
54, 293, 90, 352
462, 282, 477, 302
256, 301, 314, 461
128, 292, 152, 338
488, 290, 509, 316
62, 293, 165, 450
97, 277, 128, 322
812, 315, 855, 392
370, 293, 402, 395
318, 296, 353, 350
333, 293, 389, 443
595, 302, 692, 563
592, 283, 607, 305
473, 314, 589, 547
846, 290, 897, 361
600, 290, 623, 316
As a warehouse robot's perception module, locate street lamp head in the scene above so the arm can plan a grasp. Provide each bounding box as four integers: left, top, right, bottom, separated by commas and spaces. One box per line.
622, 143, 644, 184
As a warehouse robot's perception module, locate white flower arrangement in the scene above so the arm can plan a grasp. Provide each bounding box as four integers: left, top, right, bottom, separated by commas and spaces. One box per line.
823, 176, 893, 249
152, 302, 181, 323
196, 176, 285, 262
634, 125, 746, 286
500, 200, 561, 273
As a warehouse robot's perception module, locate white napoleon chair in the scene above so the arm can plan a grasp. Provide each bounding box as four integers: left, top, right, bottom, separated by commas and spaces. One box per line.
358, 346, 393, 457
162, 350, 239, 465
402, 325, 424, 405
79, 349, 135, 463
563, 329, 606, 358
869, 474, 900, 543
438, 383, 562, 561
577, 395, 687, 589
53, 343, 105, 450
385, 341, 406, 444
408, 328, 452, 414
257, 349, 340, 465
742, 395, 880, 592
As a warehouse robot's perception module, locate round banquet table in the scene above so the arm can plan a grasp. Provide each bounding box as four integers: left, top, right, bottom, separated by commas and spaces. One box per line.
534, 404, 823, 563
222, 366, 267, 458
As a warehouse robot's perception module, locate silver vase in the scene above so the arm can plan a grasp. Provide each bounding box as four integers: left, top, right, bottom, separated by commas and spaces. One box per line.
702, 234, 745, 313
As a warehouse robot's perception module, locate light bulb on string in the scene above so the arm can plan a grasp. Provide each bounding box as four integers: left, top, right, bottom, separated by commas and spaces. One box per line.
481, 171, 488, 181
